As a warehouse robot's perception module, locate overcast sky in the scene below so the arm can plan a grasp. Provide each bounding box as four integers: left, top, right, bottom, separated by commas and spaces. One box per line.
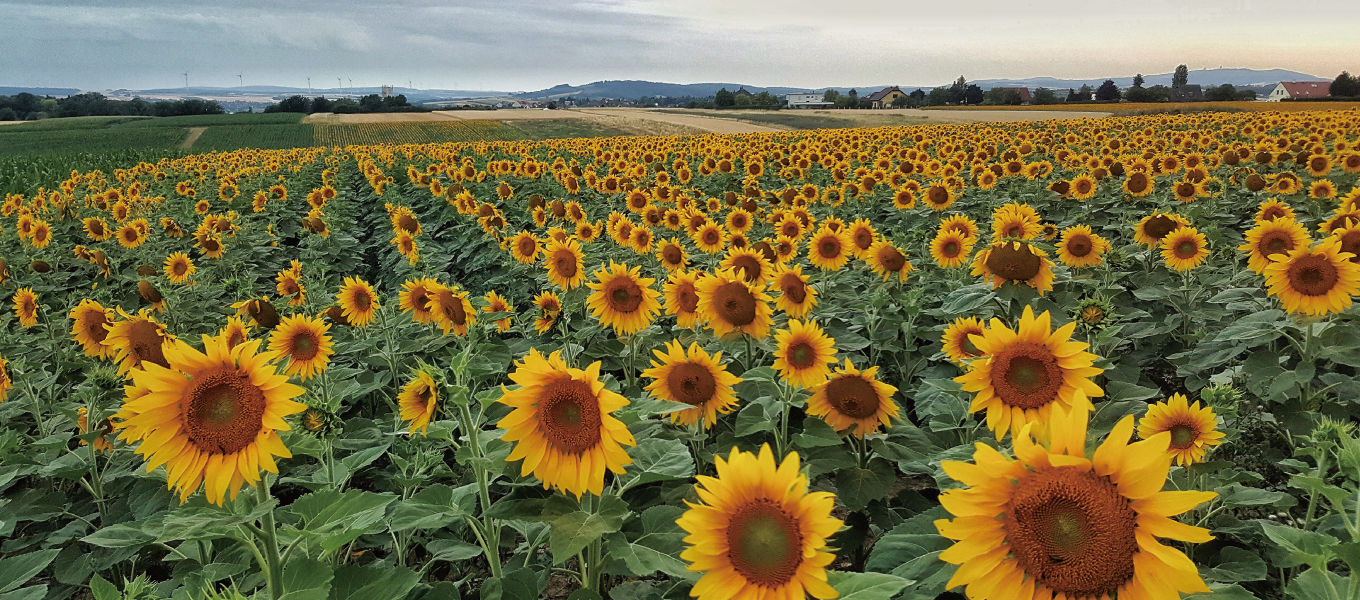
2, 0, 1355, 92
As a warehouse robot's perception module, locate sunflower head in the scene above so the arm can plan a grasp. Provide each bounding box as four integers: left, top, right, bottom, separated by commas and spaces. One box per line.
544, 238, 586, 290
268, 314, 334, 381
772, 319, 838, 389
1263, 240, 1360, 316
337, 277, 379, 327
941, 316, 987, 363
1075, 297, 1113, 331
1160, 226, 1210, 272
641, 340, 743, 429
807, 358, 899, 438
867, 239, 914, 282
1134, 212, 1189, 248
585, 261, 662, 336
971, 241, 1056, 295
399, 369, 440, 436
695, 267, 774, 340
1139, 393, 1224, 466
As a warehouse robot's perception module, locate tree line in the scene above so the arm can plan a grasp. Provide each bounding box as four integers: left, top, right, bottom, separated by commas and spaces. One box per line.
262, 94, 426, 114
0, 92, 223, 122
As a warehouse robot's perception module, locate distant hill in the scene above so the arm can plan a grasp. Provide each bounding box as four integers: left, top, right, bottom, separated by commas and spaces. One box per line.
514, 80, 813, 100
0, 86, 82, 97
964, 68, 1328, 91
129, 86, 508, 102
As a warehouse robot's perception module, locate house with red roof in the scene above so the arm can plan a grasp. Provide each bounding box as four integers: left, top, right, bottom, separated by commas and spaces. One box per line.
1267, 81, 1331, 101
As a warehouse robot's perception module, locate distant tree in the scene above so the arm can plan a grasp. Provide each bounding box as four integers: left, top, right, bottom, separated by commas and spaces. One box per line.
715, 88, 735, 107
1132, 74, 1145, 88
0, 108, 15, 121
1124, 75, 1150, 102
948, 76, 968, 104
1066, 88, 1080, 102
822, 89, 840, 104
1332, 72, 1359, 97
331, 98, 361, 113
1033, 87, 1059, 105
910, 89, 926, 102
1204, 84, 1238, 102
964, 84, 985, 105
275, 95, 311, 113
734, 94, 753, 107
547, 100, 558, 109
1095, 80, 1121, 101
754, 91, 777, 107
310, 96, 332, 113
1173, 65, 1189, 88
926, 87, 952, 106
846, 89, 858, 109
359, 94, 383, 111
1145, 85, 1172, 102
1237, 89, 1257, 100
891, 94, 910, 108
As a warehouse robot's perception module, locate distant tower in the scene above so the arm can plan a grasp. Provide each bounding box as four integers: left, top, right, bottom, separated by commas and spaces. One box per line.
381, 85, 394, 98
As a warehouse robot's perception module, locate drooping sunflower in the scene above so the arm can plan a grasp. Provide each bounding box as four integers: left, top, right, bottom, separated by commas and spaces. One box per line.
533, 291, 563, 333
772, 264, 817, 319
1139, 393, 1224, 466
721, 247, 773, 285
806, 358, 899, 438
678, 444, 841, 600
1133, 212, 1190, 248
103, 308, 175, 375
1160, 226, 1210, 272
12, 288, 39, 328
399, 277, 441, 324
114, 334, 306, 505
931, 230, 975, 269
695, 267, 774, 340
656, 238, 689, 271
941, 316, 987, 363
231, 296, 280, 330
508, 231, 541, 264
84, 217, 111, 241
807, 227, 852, 272
585, 261, 662, 336
163, 252, 196, 285
544, 237, 586, 290
955, 306, 1104, 438
336, 277, 379, 327
1056, 225, 1111, 269
641, 340, 743, 429
867, 239, 914, 282
935, 405, 1215, 600
268, 314, 334, 381
772, 319, 838, 389
399, 369, 439, 436
69, 298, 115, 359
1239, 217, 1312, 274
482, 290, 514, 332
972, 241, 1056, 295
428, 284, 477, 336
1263, 240, 1360, 316
498, 349, 636, 498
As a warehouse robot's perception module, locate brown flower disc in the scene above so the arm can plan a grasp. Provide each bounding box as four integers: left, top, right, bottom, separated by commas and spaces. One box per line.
878, 247, 907, 273
712, 282, 757, 327
725, 499, 805, 588
138, 281, 163, 304
184, 368, 267, 454
825, 375, 880, 419
984, 244, 1042, 281
817, 237, 841, 259
1004, 466, 1138, 598
778, 274, 807, 304
1258, 231, 1295, 255
127, 319, 170, 368
1246, 174, 1267, 191
1065, 235, 1093, 258
989, 342, 1062, 409
752, 241, 776, 264
249, 299, 280, 329
1050, 181, 1071, 196
517, 236, 537, 258
927, 186, 950, 205
667, 363, 718, 406
1125, 173, 1149, 194
538, 377, 602, 454
1174, 239, 1199, 259
1287, 255, 1340, 296
1142, 215, 1180, 240
31, 260, 51, 273
604, 277, 644, 314
552, 250, 579, 279
662, 245, 684, 267
137, 265, 157, 277
730, 255, 763, 283
1337, 230, 1360, 263
288, 330, 322, 361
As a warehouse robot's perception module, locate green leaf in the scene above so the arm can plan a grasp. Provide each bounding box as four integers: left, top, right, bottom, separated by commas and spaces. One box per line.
1200, 547, 1267, 583
826, 571, 911, 600
279, 557, 333, 600
389, 484, 476, 532
0, 549, 59, 594
1219, 484, 1295, 508
550, 510, 624, 564
1330, 543, 1360, 577
618, 438, 694, 490
1285, 567, 1349, 600
480, 567, 541, 600
81, 523, 154, 549
288, 489, 397, 553
426, 539, 484, 562
794, 417, 844, 448
605, 532, 692, 579
733, 401, 776, 437
835, 458, 896, 512
330, 564, 420, 600
0, 586, 46, 600
1185, 582, 1261, 599
89, 574, 120, 600
1260, 522, 1336, 570
1105, 381, 1159, 402
157, 499, 278, 542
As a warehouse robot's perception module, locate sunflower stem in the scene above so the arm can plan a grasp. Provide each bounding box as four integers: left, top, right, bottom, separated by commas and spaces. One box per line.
458, 402, 503, 578
256, 475, 285, 600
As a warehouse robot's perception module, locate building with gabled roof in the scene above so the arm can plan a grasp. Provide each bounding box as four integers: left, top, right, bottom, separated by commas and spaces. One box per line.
1268, 81, 1331, 101
864, 86, 906, 109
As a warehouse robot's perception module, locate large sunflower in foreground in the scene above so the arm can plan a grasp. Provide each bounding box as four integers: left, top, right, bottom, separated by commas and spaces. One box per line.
971, 241, 1056, 295
70, 299, 115, 359
336, 277, 379, 327
1056, 225, 1110, 269
115, 335, 306, 505
936, 405, 1214, 600
931, 230, 975, 269
955, 307, 1103, 439
806, 358, 899, 438
941, 316, 987, 363
13, 288, 38, 328
544, 237, 586, 290
585, 261, 662, 336
678, 444, 841, 600
1159, 226, 1210, 272
695, 267, 774, 340
399, 369, 439, 436
1263, 240, 1360, 316
1138, 393, 1224, 466
498, 349, 636, 498
772, 319, 838, 389
104, 308, 175, 375
268, 314, 334, 381
641, 340, 743, 429
1239, 217, 1311, 274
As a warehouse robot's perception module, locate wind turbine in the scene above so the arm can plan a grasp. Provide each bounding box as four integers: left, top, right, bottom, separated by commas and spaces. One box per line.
238, 72, 243, 88
183, 71, 189, 91
337, 78, 341, 93
307, 77, 312, 95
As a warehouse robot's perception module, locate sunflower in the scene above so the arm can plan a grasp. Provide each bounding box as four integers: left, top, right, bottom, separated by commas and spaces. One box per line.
664, 270, 704, 328
1263, 240, 1360, 316
103, 308, 175, 375
533, 291, 563, 333
1133, 212, 1190, 248
509, 231, 541, 264
1056, 225, 1111, 269
1255, 198, 1295, 222
1072, 175, 1099, 200
931, 230, 975, 269
924, 184, 955, 210
397, 278, 440, 325
846, 218, 878, 257
806, 227, 852, 272
893, 188, 917, 209
268, 314, 333, 381
1139, 393, 1224, 466
12, 288, 39, 328
678, 444, 841, 600
116, 223, 145, 248
162, 252, 196, 285
941, 317, 988, 363
940, 214, 979, 241
773, 235, 799, 263
721, 247, 773, 285
991, 203, 1043, 241
483, 290, 514, 332
498, 349, 636, 498
656, 237, 689, 271
84, 217, 111, 241
428, 285, 477, 336
629, 226, 654, 254
69, 299, 115, 359
1122, 171, 1154, 197
336, 277, 379, 328
586, 262, 661, 336
1160, 226, 1210, 272
1240, 217, 1312, 274
806, 358, 899, 438
0, 357, 9, 402
114, 334, 306, 505
220, 316, 251, 351
696, 267, 774, 340
231, 296, 281, 330
544, 238, 586, 290
1172, 180, 1201, 203
1310, 180, 1337, 200
772, 319, 837, 389
199, 235, 226, 259
1330, 224, 1360, 264
694, 220, 727, 254
972, 241, 1056, 295
936, 405, 1215, 600
867, 239, 914, 282
641, 340, 743, 429
399, 370, 439, 436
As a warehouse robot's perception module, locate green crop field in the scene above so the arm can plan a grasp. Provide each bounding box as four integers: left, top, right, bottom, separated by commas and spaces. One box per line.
193, 123, 316, 151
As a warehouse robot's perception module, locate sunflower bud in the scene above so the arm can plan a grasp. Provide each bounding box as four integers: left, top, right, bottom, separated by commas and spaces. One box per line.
137, 265, 157, 276
248, 298, 280, 329
31, 260, 51, 273
324, 305, 352, 326
138, 280, 163, 305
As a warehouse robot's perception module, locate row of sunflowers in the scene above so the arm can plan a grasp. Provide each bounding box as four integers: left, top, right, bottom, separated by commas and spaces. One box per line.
3, 109, 1360, 600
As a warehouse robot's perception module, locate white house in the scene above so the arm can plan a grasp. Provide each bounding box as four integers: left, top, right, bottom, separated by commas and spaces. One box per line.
1267, 81, 1331, 102
785, 93, 833, 109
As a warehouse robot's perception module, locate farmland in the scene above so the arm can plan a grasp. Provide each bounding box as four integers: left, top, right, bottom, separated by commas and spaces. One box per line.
3, 108, 1360, 600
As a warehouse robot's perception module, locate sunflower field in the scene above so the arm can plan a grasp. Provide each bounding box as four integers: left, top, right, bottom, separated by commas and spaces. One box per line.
4, 109, 1360, 600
